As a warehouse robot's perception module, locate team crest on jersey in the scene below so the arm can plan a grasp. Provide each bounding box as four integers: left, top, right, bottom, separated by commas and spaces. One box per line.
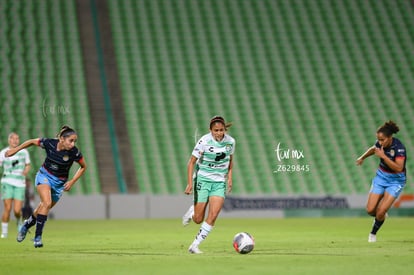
63, 155, 69, 161
225, 144, 233, 152
389, 150, 395, 157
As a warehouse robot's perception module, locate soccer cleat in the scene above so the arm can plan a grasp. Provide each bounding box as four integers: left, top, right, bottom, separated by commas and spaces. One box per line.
1, 233, 7, 239
16, 225, 29, 242
368, 233, 377, 243
182, 205, 194, 226
188, 244, 203, 254
33, 236, 43, 248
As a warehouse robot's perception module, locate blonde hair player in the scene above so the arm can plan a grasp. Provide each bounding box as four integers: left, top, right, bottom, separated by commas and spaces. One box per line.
356, 120, 406, 243
5, 126, 87, 248
0, 133, 31, 238
182, 116, 235, 254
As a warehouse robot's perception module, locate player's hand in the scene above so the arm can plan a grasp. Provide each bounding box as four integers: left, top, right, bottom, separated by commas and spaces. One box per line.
227, 185, 232, 194
63, 180, 74, 191
184, 184, 193, 195
374, 146, 386, 159
227, 179, 233, 194
355, 158, 364, 166
5, 149, 15, 157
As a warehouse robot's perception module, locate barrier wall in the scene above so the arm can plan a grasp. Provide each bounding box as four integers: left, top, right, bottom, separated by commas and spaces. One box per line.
2, 194, 413, 220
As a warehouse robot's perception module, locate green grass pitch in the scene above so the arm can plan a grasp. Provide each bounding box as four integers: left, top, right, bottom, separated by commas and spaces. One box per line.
0, 217, 413, 274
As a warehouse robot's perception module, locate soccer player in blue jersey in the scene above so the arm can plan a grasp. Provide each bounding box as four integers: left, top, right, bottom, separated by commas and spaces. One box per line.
182, 116, 235, 254
5, 126, 87, 248
356, 120, 406, 243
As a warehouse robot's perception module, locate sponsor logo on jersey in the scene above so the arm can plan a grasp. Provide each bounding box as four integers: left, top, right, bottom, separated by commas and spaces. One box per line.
225, 144, 233, 152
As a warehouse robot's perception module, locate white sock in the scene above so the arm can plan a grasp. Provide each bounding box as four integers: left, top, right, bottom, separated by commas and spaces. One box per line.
189, 205, 194, 219
192, 222, 213, 247
2, 222, 8, 235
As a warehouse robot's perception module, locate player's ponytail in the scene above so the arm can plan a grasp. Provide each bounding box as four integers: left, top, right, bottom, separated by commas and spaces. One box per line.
57, 125, 77, 138
209, 116, 232, 130
377, 120, 399, 137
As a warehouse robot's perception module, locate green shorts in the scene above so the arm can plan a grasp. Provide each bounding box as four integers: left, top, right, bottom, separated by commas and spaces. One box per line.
194, 179, 226, 203
1, 184, 25, 201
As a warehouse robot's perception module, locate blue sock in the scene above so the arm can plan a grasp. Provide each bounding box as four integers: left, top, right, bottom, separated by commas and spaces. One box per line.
35, 214, 48, 238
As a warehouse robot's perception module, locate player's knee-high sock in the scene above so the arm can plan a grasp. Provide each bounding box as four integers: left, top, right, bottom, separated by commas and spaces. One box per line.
370, 218, 384, 235
192, 222, 213, 247
35, 214, 47, 238
23, 214, 37, 229
2, 222, 8, 235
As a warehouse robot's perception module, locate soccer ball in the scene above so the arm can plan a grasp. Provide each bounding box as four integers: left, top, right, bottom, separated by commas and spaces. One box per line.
233, 232, 255, 254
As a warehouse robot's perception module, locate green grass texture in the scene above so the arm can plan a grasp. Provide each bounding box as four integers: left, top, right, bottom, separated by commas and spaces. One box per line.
0, 218, 413, 275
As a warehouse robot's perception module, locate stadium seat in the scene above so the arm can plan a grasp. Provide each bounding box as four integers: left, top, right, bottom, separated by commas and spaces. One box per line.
0, 0, 101, 194
107, 0, 414, 195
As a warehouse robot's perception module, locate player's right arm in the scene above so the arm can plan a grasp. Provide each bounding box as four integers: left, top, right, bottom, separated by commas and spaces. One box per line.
5, 138, 40, 157
356, 146, 376, 165
184, 155, 198, 195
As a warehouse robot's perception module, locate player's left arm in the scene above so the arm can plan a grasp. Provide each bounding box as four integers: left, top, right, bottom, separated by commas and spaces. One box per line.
375, 147, 405, 173
64, 157, 87, 191
383, 156, 405, 173
226, 155, 234, 194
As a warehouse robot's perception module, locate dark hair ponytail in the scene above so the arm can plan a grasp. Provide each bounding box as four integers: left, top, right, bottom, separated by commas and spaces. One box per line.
377, 120, 399, 137
57, 125, 77, 138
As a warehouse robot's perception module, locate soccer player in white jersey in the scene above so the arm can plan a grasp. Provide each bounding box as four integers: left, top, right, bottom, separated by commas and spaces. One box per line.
182, 116, 235, 254
0, 133, 31, 238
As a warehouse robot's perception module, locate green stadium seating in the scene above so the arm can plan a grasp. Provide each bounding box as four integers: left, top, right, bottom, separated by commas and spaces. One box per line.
0, 0, 101, 194
5, 0, 412, 196
108, 0, 414, 195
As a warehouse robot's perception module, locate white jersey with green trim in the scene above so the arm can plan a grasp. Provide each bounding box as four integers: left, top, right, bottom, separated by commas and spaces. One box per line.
0, 147, 30, 187
192, 133, 235, 182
